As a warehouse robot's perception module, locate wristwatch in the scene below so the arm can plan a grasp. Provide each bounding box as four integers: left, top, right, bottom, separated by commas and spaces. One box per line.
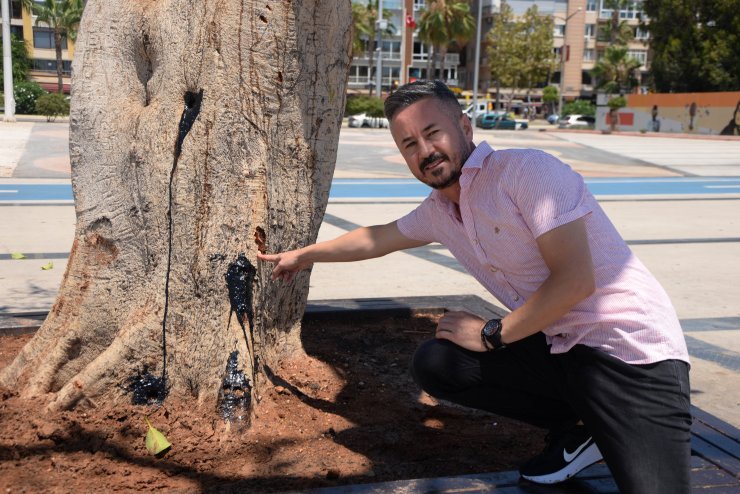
481, 318, 505, 351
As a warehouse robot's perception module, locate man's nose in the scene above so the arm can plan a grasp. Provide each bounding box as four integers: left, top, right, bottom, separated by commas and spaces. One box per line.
418, 138, 434, 160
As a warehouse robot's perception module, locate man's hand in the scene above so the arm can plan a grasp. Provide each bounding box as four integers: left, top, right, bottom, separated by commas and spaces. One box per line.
436, 311, 488, 352
257, 250, 312, 282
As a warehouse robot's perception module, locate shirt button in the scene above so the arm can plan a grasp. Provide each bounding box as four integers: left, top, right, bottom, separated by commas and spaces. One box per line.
490, 266, 498, 272
513, 295, 520, 302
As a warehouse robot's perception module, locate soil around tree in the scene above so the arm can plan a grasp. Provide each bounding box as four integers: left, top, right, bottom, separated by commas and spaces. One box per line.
0, 312, 545, 493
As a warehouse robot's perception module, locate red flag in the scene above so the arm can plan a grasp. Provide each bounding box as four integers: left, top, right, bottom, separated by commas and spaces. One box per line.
405, 14, 416, 29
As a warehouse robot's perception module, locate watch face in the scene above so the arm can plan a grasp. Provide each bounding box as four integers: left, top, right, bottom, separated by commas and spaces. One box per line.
483, 320, 500, 336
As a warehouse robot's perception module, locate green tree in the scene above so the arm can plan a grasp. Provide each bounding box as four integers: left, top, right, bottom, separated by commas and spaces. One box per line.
486, 2, 519, 109
562, 99, 595, 117
643, 0, 740, 92
485, 4, 554, 110
542, 85, 559, 116
351, 2, 374, 56
518, 6, 556, 103
591, 45, 641, 94
21, 0, 84, 94
417, 0, 475, 80
0, 34, 32, 83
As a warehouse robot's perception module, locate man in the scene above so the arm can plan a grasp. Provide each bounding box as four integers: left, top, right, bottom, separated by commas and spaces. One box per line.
258, 81, 691, 493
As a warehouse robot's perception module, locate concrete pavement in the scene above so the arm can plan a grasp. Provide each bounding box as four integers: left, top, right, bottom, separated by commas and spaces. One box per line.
0, 120, 739, 427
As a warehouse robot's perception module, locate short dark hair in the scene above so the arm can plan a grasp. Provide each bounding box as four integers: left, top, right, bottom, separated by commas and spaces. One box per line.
384, 80, 460, 121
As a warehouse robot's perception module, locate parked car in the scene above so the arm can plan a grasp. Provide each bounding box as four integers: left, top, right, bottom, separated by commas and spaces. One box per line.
558, 114, 595, 129
476, 113, 528, 130
348, 113, 389, 128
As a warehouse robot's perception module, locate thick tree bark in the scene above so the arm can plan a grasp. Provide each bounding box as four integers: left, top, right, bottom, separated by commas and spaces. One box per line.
0, 0, 351, 422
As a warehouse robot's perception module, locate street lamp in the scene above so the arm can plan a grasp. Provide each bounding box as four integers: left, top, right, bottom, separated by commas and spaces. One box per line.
375, 0, 385, 98
472, 0, 483, 121
1, 0, 16, 122
557, 7, 582, 118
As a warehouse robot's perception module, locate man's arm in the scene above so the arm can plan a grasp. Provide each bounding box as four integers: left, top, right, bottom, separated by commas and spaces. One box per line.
257, 221, 429, 282
436, 218, 595, 351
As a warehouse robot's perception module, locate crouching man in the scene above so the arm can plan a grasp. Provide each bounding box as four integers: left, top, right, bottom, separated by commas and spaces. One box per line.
259, 80, 691, 493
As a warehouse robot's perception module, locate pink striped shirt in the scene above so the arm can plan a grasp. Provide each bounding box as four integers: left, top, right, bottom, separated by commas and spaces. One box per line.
397, 141, 689, 365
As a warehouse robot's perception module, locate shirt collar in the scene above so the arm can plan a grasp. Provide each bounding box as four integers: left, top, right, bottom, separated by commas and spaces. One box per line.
429, 140, 495, 213
463, 140, 494, 171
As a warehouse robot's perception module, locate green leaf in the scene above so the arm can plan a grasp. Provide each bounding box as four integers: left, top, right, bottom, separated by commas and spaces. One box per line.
145, 417, 172, 456
41, 262, 54, 270
10, 252, 26, 260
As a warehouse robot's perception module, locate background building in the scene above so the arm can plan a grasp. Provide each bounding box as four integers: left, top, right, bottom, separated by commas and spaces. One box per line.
8, 0, 75, 94
463, 0, 649, 108
349, 0, 462, 92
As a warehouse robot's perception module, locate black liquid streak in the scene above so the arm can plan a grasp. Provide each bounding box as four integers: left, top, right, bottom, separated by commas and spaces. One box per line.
136, 89, 203, 405
223, 253, 257, 421
225, 253, 256, 345
218, 350, 252, 422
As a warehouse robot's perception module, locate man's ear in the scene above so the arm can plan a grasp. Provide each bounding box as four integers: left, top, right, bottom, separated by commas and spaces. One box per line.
459, 111, 473, 140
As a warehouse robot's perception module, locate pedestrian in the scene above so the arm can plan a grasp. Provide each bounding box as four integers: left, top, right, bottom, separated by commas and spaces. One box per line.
258, 80, 691, 493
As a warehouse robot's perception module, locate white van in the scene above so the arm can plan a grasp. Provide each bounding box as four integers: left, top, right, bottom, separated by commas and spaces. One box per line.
463, 102, 488, 119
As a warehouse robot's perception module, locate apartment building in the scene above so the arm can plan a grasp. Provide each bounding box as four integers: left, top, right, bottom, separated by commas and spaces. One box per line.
7, 0, 75, 94
349, 0, 462, 92
462, 0, 650, 105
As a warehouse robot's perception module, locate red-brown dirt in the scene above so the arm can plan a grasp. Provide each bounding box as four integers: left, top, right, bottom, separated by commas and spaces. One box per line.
0, 313, 545, 493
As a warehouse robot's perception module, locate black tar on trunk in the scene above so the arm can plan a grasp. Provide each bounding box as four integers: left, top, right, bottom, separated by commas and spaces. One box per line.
125, 367, 168, 405
225, 253, 256, 335
218, 351, 252, 422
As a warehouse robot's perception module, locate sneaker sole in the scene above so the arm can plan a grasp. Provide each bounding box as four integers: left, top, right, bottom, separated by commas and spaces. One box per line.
521, 442, 603, 484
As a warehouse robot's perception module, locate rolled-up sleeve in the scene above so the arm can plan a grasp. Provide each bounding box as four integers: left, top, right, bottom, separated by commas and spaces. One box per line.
512, 151, 594, 239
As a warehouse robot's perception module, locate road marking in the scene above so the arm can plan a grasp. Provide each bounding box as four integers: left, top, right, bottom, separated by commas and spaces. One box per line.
704, 185, 740, 189
0, 190, 19, 194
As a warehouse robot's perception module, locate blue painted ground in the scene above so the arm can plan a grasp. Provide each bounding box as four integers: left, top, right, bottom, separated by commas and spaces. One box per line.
2, 177, 740, 203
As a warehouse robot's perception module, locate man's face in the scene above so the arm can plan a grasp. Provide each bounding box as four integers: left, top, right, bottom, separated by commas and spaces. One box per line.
389, 97, 473, 190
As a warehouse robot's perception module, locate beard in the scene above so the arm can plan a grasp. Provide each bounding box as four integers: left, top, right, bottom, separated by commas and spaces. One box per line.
419, 141, 472, 190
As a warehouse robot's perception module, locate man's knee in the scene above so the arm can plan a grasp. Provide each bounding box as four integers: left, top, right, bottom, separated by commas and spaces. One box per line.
410, 338, 477, 396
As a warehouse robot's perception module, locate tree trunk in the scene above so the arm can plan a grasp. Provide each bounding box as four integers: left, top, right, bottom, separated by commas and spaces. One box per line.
54, 28, 64, 94
0, 0, 351, 425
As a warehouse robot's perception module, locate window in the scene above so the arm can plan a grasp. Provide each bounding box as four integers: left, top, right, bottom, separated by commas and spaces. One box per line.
635, 27, 649, 40
10, 0, 22, 19
33, 28, 68, 50
600, 0, 644, 20
586, 0, 597, 11
381, 40, 401, 60
583, 49, 595, 61
584, 24, 595, 38
10, 26, 24, 39
414, 0, 425, 10
413, 41, 429, 61
553, 24, 565, 37
32, 59, 72, 74
627, 50, 647, 65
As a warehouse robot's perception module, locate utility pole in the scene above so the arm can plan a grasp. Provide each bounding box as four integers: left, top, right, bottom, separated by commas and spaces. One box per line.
2, 0, 16, 122
472, 0, 483, 121
375, 0, 385, 98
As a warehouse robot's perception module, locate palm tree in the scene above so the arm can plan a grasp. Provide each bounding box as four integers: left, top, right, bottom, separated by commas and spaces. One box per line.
591, 45, 642, 94
22, 0, 84, 94
417, 0, 475, 81
351, 2, 374, 57
601, 0, 634, 45
354, 1, 394, 95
